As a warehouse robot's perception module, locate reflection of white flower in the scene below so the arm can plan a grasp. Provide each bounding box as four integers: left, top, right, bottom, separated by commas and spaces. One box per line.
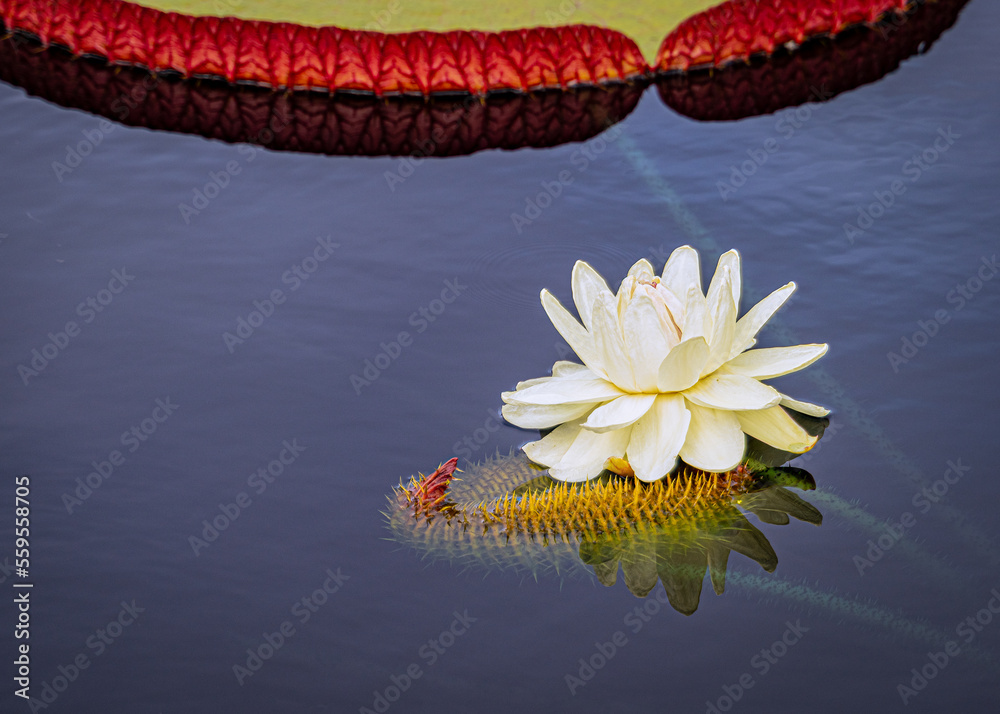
501, 246, 829, 482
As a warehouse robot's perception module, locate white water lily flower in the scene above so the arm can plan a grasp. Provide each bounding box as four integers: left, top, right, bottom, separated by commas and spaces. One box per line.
501, 246, 829, 482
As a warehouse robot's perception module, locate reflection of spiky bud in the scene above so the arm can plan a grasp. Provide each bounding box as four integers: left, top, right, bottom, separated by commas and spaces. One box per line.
386, 451, 822, 614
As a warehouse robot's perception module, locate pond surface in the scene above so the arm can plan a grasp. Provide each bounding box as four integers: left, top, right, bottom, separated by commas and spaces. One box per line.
1, 2, 998, 713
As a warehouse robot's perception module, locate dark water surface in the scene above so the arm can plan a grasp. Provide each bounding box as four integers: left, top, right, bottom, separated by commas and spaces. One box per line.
2, 3, 999, 713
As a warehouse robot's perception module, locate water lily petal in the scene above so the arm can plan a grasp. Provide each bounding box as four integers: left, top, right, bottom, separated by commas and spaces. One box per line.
661, 245, 702, 297
512, 376, 548, 391
582, 394, 657, 433
703, 270, 736, 375
627, 394, 690, 481
501, 401, 596, 429
725, 344, 829, 379
735, 405, 818, 453
682, 284, 708, 341
679, 404, 746, 472
628, 259, 655, 281
709, 250, 742, 310
591, 292, 636, 390
521, 420, 581, 468
571, 261, 612, 331
779, 394, 831, 417
551, 361, 595, 379
730, 282, 796, 359
653, 283, 685, 339
684, 374, 781, 411
616, 276, 636, 321
622, 294, 673, 391
704, 265, 729, 325
657, 337, 709, 392
503, 376, 624, 406
635, 283, 682, 348
540, 289, 607, 379
526, 423, 633, 482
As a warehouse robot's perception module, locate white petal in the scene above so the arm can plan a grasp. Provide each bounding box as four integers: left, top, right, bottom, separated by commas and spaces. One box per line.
571, 261, 612, 332
653, 283, 685, 339
547, 463, 602, 482
622, 294, 672, 391
637, 283, 681, 347
582, 394, 657, 433
591, 292, 636, 390
730, 282, 796, 359
710, 250, 742, 311
684, 374, 781, 411
627, 394, 690, 481
541, 289, 607, 380
724, 344, 828, 379
682, 284, 708, 341
501, 401, 596, 429
615, 276, 637, 323
513, 376, 550, 390
779, 394, 831, 417
662, 245, 702, 297
522, 420, 581, 468
503, 377, 624, 406
735, 406, 818, 453
551, 361, 595, 379
705, 264, 731, 317
628, 259, 655, 281
703, 270, 736, 375
532, 424, 633, 482
657, 337, 709, 392
679, 404, 746, 472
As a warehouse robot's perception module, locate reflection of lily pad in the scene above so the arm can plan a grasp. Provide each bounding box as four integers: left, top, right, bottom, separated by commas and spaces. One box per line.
576, 497, 791, 614
737, 485, 822, 527
387, 450, 823, 614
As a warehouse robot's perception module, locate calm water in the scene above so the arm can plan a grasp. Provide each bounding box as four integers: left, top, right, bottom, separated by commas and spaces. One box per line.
1, 2, 999, 713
